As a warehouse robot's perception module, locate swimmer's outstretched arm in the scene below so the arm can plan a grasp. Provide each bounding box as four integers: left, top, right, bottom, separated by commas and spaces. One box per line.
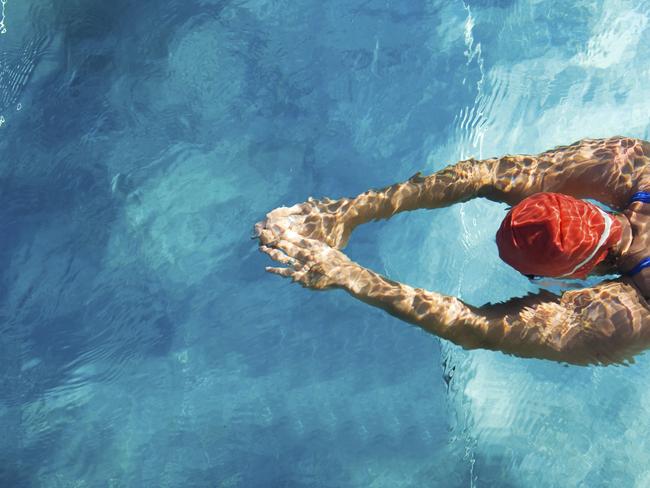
256, 137, 650, 249
477, 136, 650, 208
262, 232, 650, 366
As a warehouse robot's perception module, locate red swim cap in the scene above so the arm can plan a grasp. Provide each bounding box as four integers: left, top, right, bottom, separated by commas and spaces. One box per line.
495, 193, 622, 279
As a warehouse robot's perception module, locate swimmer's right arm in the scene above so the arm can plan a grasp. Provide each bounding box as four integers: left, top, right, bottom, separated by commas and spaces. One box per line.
261, 232, 650, 366
336, 262, 650, 365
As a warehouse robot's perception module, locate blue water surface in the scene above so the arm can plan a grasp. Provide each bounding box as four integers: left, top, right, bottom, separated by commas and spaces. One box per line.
3, 0, 650, 486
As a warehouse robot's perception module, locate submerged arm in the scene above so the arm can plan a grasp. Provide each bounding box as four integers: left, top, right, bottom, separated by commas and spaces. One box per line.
479, 136, 650, 208
347, 136, 650, 219
262, 233, 650, 365
256, 137, 650, 249
347, 267, 650, 365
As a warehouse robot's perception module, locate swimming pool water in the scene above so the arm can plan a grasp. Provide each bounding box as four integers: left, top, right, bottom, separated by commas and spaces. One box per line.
2, 0, 650, 486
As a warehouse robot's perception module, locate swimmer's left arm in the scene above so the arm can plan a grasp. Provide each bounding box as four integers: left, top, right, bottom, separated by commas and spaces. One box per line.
262, 233, 650, 365
255, 137, 650, 251
254, 158, 490, 249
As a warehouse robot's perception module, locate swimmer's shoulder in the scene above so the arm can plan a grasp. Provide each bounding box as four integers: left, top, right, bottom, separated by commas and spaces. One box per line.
558, 279, 650, 364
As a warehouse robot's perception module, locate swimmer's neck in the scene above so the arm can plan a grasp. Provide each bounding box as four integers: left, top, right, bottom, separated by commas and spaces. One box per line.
612, 213, 633, 259
593, 213, 633, 275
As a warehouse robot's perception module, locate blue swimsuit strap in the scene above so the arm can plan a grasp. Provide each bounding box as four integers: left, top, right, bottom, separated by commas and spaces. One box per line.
630, 191, 650, 203
626, 191, 650, 276
627, 256, 650, 276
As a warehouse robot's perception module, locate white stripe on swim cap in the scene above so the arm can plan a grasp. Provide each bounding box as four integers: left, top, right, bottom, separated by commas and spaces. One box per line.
559, 206, 612, 278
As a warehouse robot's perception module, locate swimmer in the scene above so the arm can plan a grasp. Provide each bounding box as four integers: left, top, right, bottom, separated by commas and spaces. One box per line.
255, 136, 650, 366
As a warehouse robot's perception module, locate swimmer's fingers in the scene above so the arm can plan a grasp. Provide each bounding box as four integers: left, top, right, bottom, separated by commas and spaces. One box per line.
265, 203, 308, 219
255, 212, 308, 243
257, 224, 294, 246
252, 221, 265, 239
259, 245, 307, 270
270, 234, 319, 264
260, 198, 336, 232
259, 245, 291, 264
263, 236, 348, 290
261, 245, 307, 282
261, 204, 312, 233
265, 266, 294, 278
276, 231, 351, 264
257, 228, 277, 245
255, 196, 353, 249
253, 205, 298, 238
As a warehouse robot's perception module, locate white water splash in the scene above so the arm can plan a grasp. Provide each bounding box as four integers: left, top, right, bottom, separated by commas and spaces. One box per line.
457, 3, 487, 160
0, 0, 7, 35
462, 4, 484, 94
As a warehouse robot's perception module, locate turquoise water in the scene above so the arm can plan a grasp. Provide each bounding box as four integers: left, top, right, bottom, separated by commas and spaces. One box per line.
2, 0, 650, 486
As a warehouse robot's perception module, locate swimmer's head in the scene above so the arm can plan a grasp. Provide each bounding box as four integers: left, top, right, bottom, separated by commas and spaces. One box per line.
495, 192, 622, 279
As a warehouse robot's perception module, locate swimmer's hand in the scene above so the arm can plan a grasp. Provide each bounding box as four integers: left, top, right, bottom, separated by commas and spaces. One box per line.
260, 230, 355, 290
254, 197, 356, 249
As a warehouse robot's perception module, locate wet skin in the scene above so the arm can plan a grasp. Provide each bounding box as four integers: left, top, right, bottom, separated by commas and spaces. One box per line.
255, 136, 650, 366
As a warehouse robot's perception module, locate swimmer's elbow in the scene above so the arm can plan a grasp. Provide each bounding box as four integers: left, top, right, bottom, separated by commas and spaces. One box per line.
483, 305, 644, 366
469, 298, 598, 364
